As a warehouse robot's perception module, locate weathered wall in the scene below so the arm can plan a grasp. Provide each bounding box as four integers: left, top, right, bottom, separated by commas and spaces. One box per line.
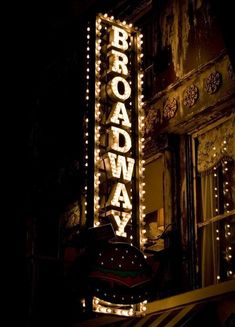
143, 0, 235, 156
142, 0, 235, 292
152, 0, 225, 92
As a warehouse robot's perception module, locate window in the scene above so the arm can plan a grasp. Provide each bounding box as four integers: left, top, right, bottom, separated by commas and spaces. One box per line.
144, 152, 174, 252
193, 116, 235, 287
144, 155, 165, 251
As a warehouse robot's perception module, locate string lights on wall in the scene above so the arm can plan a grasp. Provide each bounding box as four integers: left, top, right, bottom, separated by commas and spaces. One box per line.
213, 134, 234, 282
213, 163, 221, 282
222, 139, 233, 279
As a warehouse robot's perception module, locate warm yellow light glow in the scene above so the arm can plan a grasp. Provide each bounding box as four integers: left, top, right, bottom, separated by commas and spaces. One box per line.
108, 49, 129, 75
109, 25, 129, 51
107, 182, 132, 209
104, 152, 135, 181
107, 76, 131, 102
107, 102, 131, 127
109, 126, 132, 153
93, 297, 138, 317
91, 15, 147, 316
107, 210, 131, 237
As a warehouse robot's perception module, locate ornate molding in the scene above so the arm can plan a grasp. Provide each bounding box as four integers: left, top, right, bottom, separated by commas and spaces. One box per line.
228, 63, 235, 81
163, 97, 178, 120
147, 50, 226, 105
143, 54, 234, 136
183, 84, 199, 108
145, 107, 158, 134
204, 71, 222, 94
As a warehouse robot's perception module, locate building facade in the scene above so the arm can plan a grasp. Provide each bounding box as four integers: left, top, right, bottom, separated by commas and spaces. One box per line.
22, 0, 235, 326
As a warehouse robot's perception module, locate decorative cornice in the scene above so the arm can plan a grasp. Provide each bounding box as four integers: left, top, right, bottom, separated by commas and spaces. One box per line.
163, 97, 178, 120
146, 49, 227, 106
183, 84, 199, 108
204, 71, 222, 94
143, 50, 235, 138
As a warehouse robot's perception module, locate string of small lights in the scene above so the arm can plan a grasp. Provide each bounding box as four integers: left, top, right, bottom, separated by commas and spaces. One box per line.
83, 24, 91, 223
222, 139, 233, 279
213, 136, 234, 282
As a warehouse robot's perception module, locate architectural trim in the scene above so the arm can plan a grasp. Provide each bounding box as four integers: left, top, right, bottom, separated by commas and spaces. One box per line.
146, 279, 235, 314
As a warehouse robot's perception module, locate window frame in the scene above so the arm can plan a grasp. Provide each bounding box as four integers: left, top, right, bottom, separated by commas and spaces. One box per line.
191, 115, 235, 287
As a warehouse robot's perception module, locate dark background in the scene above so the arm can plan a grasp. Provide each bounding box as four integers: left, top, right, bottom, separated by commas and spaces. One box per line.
6, 1, 235, 326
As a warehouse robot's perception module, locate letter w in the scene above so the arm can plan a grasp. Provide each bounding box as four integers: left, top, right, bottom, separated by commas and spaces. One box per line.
104, 153, 135, 182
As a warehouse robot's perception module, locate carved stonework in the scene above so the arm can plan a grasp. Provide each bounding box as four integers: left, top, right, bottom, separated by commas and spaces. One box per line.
163, 97, 178, 120
205, 71, 222, 94
228, 63, 235, 80
145, 108, 157, 134
64, 201, 81, 229
183, 84, 199, 108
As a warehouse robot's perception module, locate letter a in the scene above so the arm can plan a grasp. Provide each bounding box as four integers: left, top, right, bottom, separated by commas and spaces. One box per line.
107, 102, 131, 127
107, 182, 132, 210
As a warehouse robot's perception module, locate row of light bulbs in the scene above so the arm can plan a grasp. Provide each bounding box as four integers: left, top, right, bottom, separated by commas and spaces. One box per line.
92, 297, 147, 317
94, 16, 103, 225
97, 13, 137, 31
83, 25, 91, 221
213, 140, 233, 281
222, 156, 233, 279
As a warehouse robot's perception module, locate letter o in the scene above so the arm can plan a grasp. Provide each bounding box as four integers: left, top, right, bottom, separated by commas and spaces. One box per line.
107, 76, 131, 102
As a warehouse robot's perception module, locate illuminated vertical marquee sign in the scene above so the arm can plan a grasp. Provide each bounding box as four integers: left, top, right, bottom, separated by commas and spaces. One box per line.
82, 13, 147, 317
93, 14, 146, 249
84, 14, 146, 251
